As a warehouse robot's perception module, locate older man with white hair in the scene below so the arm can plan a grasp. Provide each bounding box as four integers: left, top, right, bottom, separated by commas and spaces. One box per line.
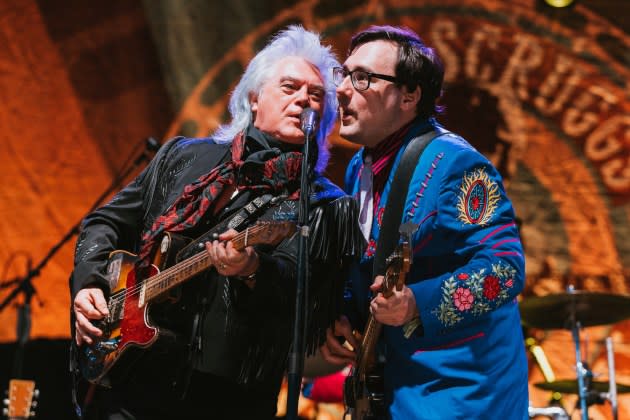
71, 25, 362, 419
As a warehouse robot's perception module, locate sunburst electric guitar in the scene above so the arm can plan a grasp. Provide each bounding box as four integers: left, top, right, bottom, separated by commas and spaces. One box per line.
78, 221, 295, 386
344, 227, 414, 420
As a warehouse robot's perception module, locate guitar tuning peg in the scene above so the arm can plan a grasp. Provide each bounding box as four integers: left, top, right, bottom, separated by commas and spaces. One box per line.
2, 407, 8, 416
33, 389, 40, 398
2, 398, 8, 406
30, 411, 36, 417
31, 400, 38, 408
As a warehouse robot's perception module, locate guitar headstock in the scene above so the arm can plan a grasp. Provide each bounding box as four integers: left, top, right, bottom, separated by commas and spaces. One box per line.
381, 222, 417, 297
3, 380, 37, 419
382, 242, 412, 296
233, 221, 297, 250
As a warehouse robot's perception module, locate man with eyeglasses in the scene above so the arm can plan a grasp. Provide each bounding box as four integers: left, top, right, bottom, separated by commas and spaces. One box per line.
320, 25, 529, 419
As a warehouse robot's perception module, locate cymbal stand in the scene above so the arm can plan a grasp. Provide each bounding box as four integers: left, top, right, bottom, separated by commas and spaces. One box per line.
567, 286, 588, 420
605, 337, 618, 420
527, 405, 569, 420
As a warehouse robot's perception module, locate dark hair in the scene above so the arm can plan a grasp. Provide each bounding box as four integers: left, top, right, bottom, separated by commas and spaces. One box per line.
349, 25, 444, 119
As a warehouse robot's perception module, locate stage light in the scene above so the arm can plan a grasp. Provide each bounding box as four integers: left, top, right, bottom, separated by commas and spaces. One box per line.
543, 0, 575, 7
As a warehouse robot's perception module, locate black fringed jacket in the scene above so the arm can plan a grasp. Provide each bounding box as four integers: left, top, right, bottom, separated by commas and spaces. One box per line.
71, 129, 363, 397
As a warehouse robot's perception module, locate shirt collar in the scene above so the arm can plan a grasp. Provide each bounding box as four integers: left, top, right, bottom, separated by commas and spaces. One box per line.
245, 124, 302, 156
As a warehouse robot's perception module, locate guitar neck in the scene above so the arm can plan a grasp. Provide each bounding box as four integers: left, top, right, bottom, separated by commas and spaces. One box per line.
142, 223, 284, 303
356, 246, 408, 374
357, 314, 382, 374
143, 249, 214, 302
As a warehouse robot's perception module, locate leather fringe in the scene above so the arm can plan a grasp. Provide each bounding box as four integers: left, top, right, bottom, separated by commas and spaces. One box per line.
237, 194, 365, 385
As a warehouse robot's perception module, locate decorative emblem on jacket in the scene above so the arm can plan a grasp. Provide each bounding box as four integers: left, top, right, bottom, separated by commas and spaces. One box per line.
432, 262, 516, 327
456, 168, 500, 225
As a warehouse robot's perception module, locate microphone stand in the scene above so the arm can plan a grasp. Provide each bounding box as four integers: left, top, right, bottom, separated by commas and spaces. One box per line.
286, 110, 317, 420
0, 137, 160, 379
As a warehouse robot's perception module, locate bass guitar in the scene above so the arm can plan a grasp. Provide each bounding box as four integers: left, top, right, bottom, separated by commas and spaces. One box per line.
344, 225, 414, 420
78, 221, 295, 386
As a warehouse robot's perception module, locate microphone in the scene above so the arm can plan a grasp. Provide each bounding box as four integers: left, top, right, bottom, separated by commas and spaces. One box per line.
300, 108, 318, 140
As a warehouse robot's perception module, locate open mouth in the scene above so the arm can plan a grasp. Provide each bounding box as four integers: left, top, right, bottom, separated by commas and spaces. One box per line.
340, 108, 355, 122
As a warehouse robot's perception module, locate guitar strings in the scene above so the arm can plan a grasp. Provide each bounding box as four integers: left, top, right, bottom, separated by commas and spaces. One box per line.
108, 223, 268, 304
105, 223, 287, 313
354, 270, 396, 370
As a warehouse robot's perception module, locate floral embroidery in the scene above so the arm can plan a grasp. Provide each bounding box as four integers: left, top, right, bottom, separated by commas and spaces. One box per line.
432, 262, 517, 327
482, 275, 500, 300
453, 287, 474, 310
365, 239, 377, 258
456, 168, 500, 226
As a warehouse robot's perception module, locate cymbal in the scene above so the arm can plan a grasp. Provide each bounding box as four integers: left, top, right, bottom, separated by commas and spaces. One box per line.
535, 379, 630, 394
519, 291, 630, 329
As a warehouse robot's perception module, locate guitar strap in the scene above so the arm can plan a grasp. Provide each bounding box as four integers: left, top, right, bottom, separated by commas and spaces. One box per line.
372, 127, 444, 276
175, 192, 282, 262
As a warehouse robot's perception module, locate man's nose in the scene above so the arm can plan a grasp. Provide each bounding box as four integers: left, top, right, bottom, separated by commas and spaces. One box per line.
295, 85, 310, 107
336, 75, 352, 99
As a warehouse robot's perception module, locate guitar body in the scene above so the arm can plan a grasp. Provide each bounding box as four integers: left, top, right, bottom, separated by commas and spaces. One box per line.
77, 222, 295, 387
79, 250, 169, 386
344, 364, 385, 420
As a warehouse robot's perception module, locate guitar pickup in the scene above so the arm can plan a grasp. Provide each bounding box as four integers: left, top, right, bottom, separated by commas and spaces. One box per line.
95, 338, 120, 353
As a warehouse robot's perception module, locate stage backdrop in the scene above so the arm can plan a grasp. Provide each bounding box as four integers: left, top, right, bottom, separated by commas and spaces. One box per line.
0, 0, 629, 418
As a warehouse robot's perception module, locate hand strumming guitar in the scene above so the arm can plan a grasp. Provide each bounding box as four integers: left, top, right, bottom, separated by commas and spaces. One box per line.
319, 316, 359, 366
73, 287, 108, 346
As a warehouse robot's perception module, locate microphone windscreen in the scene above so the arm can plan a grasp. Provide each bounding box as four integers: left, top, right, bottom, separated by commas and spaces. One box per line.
300, 108, 319, 133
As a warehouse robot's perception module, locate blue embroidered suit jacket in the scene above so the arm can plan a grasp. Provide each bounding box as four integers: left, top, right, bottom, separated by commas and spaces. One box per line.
344, 118, 529, 419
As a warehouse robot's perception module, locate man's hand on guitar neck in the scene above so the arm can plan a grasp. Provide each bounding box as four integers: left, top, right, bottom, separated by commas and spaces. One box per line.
369, 275, 419, 327
319, 316, 358, 366
73, 287, 109, 346
205, 228, 259, 280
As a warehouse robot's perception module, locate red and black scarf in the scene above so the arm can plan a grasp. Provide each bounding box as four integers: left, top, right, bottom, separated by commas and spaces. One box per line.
367, 119, 414, 211
138, 130, 304, 263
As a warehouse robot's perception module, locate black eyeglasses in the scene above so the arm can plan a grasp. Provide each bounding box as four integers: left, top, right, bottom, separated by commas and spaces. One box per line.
332, 67, 399, 91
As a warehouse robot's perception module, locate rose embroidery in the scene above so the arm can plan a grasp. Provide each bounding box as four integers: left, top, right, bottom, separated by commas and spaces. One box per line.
453, 287, 474, 311
433, 263, 518, 327
483, 275, 501, 300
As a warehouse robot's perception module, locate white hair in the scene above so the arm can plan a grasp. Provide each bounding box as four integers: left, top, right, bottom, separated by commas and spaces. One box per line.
213, 25, 339, 173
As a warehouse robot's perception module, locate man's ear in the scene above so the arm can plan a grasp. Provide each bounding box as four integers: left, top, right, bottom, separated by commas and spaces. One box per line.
249, 92, 259, 113
401, 85, 421, 111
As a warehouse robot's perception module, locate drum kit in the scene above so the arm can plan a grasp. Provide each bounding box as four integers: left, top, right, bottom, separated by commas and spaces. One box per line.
519, 286, 630, 420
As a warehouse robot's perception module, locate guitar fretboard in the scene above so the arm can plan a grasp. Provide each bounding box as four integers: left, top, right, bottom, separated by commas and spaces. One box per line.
139, 222, 292, 305
356, 248, 404, 376
143, 250, 212, 302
